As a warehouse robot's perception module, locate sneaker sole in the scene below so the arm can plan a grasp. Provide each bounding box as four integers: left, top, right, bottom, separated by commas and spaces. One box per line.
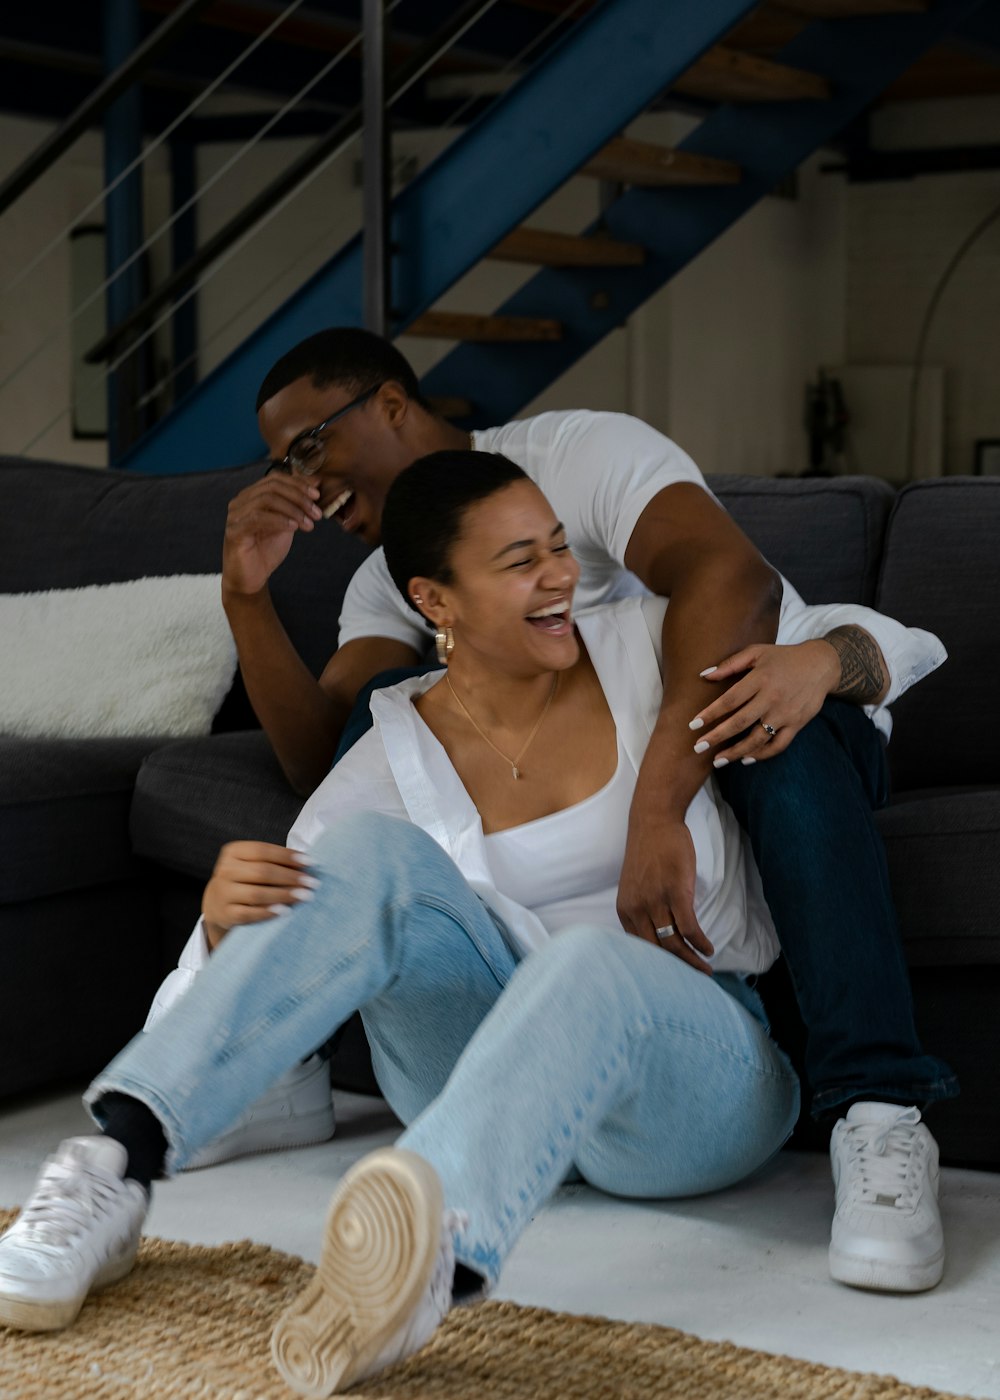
271, 1148, 443, 1399
0, 1238, 140, 1332
182, 1103, 336, 1171
829, 1245, 944, 1293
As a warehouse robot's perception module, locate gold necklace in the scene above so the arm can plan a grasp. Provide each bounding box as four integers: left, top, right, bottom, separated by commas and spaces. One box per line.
446, 672, 558, 780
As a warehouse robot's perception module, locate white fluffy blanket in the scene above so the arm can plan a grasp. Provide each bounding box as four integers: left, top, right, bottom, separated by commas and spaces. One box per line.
0, 574, 238, 740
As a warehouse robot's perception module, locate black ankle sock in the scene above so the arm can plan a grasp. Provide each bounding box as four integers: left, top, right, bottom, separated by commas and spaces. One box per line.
96, 1093, 168, 1192
453, 1263, 486, 1300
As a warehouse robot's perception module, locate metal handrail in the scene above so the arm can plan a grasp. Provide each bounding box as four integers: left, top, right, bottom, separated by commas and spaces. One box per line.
0, 0, 216, 219
85, 0, 502, 365
0, 0, 308, 306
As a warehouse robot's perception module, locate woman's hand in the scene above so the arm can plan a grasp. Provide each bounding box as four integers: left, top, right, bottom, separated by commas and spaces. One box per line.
617, 815, 715, 975
202, 841, 318, 950
687, 639, 841, 766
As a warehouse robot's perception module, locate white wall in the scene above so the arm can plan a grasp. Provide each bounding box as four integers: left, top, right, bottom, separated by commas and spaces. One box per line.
0, 115, 172, 467
839, 95, 1000, 478
620, 115, 847, 476
0, 119, 108, 466
845, 168, 1000, 476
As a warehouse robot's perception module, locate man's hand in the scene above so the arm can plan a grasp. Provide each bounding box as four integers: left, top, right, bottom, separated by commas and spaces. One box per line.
202, 841, 317, 950
616, 814, 715, 974
222, 476, 323, 599
688, 639, 840, 765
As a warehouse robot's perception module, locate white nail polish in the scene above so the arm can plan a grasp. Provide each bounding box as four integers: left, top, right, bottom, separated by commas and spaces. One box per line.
699, 666, 718, 677
290, 887, 315, 902
298, 874, 321, 890
693, 740, 710, 754
688, 717, 705, 731
269, 904, 292, 917
290, 850, 313, 865
713, 757, 729, 768
741, 756, 757, 766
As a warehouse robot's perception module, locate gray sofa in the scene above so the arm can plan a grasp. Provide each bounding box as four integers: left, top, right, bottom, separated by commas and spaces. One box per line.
1, 458, 997, 1168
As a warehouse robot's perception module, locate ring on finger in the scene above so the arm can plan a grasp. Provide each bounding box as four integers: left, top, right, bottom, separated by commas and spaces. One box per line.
759, 720, 776, 739
655, 924, 677, 942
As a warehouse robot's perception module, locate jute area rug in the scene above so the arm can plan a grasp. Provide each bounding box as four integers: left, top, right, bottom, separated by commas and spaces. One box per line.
0, 1209, 973, 1400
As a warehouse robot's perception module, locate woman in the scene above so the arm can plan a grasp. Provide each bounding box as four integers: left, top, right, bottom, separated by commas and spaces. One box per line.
0, 453, 932, 1394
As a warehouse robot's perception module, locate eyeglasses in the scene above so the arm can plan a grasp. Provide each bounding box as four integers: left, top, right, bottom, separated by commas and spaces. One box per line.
268, 384, 381, 477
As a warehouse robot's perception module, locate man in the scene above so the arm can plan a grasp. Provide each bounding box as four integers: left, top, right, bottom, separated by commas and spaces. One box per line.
221, 328, 953, 1290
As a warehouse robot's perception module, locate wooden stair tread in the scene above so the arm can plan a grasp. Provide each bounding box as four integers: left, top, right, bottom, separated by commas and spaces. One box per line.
487, 226, 645, 267
407, 311, 563, 342
674, 45, 831, 103
582, 137, 741, 188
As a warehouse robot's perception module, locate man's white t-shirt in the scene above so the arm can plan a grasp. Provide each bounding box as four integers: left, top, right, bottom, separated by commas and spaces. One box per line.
335, 407, 946, 738
337, 410, 703, 651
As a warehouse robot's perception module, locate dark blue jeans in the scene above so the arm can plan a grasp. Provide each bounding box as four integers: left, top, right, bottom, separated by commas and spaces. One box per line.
334, 665, 443, 766
338, 676, 957, 1119
717, 697, 956, 1118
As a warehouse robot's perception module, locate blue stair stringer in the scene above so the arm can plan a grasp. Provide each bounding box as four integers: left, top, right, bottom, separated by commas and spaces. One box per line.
422, 0, 991, 427
121, 0, 764, 474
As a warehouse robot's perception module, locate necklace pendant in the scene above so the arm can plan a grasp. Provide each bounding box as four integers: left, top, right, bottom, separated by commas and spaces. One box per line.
511, 765, 520, 780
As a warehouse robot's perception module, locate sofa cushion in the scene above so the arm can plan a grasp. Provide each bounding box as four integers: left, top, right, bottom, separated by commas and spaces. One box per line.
0, 457, 371, 733
876, 786, 1000, 967
130, 730, 302, 880
709, 475, 894, 605
0, 735, 163, 902
0, 575, 236, 741
876, 478, 1000, 791
0, 881, 165, 1098
0, 458, 256, 591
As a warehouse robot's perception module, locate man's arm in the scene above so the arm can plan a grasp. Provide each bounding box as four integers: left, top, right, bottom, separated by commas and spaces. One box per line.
682, 583, 950, 764
617, 483, 782, 968
224, 587, 419, 795
824, 625, 890, 703
222, 474, 419, 795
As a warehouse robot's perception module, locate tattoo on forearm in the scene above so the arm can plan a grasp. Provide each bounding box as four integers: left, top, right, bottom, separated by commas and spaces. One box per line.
825, 626, 888, 703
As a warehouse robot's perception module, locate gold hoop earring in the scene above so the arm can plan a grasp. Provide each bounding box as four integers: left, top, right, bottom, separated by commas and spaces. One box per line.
435, 626, 455, 666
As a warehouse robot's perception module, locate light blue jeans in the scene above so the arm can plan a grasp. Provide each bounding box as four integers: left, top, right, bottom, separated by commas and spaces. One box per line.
88, 813, 800, 1287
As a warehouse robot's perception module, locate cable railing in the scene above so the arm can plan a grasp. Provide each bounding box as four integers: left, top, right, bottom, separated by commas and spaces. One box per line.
0, 0, 367, 444
3, 8, 385, 450
117, 0, 593, 421
0, 0, 215, 219
84, 0, 506, 370
0, 0, 581, 464
101, 0, 588, 397
0, 0, 310, 306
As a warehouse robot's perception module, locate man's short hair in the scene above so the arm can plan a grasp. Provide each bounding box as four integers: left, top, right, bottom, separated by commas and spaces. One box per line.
256, 328, 429, 412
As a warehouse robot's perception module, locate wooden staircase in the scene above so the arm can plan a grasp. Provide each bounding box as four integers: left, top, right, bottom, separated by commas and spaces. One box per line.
120, 0, 985, 473
404, 9, 848, 371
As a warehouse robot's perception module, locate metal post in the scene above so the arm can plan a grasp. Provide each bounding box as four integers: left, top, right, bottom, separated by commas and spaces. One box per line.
362, 0, 389, 337
103, 0, 144, 462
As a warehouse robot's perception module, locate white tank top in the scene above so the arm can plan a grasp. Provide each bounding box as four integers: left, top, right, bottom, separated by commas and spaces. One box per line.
484, 735, 635, 935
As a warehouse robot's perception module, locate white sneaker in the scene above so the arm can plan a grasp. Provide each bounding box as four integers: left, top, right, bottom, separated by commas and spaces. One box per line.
271, 1147, 463, 1397
0, 1137, 148, 1332
829, 1102, 944, 1292
182, 1055, 335, 1170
